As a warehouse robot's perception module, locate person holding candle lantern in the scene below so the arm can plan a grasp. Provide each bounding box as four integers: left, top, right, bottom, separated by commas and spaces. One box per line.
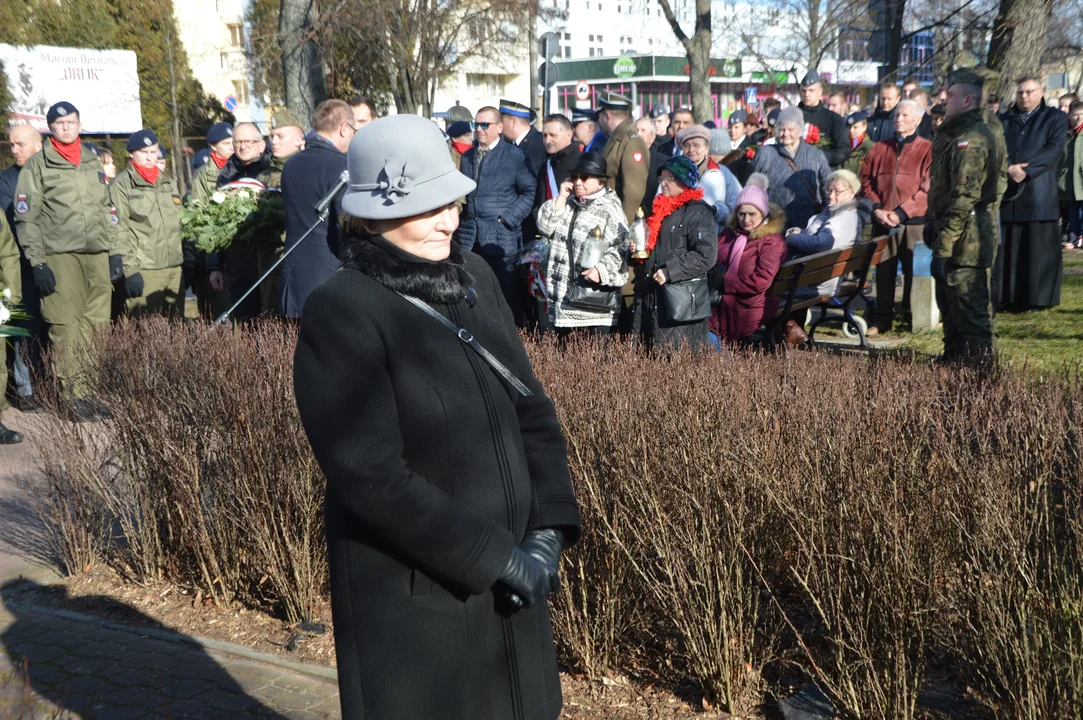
536, 152, 629, 337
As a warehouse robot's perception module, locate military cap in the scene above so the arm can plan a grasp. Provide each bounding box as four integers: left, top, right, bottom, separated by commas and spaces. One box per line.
126, 128, 159, 152
948, 69, 985, 90
649, 102, 669, 119
597, 91, 632, 112
729, 109, 749, 125
767, 108, 781, 127
270, 109, 305, 131
46, 101, 79, 125
499, 99, 537, 123
191, 148, 211, 171
571, 107, 595, 125
930, 104, 946, 117
158, 146, 169, 159
206, 122, 234, 145
846, 111, 869, 126
446, 120, 472, 139
447, 104, 473, 122
800, 69, 821, 87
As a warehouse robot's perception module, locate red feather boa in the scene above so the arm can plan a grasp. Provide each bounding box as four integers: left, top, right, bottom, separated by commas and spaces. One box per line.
645, 188, 704, 258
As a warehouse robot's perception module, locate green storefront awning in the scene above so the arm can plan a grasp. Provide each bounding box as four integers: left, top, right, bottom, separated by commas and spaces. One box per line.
553, 55, 742, 82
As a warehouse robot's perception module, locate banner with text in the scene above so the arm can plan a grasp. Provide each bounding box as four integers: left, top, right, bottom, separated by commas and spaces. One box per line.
1, 43, 142, 133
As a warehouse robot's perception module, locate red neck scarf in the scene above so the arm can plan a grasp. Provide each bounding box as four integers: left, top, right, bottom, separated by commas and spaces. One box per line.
645, 188, 705, 258
1075, 122, 1083, 136
851, 133, 865, 150
133, 163, 160, 185
452, 141, 473, 156
209, 151, 229, 169
50, 137, 82, 166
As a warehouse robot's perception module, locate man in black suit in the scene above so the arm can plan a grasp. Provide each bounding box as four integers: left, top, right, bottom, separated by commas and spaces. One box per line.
797, 70, 851, 168
501, 99, 545, 176
658, 107, 694, 157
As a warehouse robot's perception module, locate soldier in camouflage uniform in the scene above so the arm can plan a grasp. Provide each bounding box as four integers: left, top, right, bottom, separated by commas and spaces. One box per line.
925, 69, 1008, 360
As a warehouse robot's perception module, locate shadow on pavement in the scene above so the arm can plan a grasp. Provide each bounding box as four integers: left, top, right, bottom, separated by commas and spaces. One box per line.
0, 579, 296, 719
0, 488, 55, 569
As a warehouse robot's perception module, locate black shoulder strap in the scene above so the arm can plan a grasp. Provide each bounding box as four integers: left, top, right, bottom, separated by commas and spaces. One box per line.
395, 294, 533, 397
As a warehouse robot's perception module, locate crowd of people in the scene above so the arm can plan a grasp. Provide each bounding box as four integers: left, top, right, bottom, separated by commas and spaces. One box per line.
0, 67, 1078, 444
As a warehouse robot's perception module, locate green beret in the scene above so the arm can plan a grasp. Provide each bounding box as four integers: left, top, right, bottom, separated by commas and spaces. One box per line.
270, 109, 306, 131
948, 69, 985, 90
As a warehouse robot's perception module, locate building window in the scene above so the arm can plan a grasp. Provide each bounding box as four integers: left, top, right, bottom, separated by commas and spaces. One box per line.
617, 4, 621, 12
564, 46, 571, 58
227, 23, 243, 47
589, 34, 594, 41
220, 52, 229, 69
597, 34, 603, 42
466, 73, 506, 98
232, 79, 249, 105
589, 48, 595, 57
564, 32, 570, 40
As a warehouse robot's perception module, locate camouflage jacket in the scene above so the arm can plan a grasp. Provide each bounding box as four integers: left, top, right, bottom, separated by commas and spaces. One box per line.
927, 109, 1006, 268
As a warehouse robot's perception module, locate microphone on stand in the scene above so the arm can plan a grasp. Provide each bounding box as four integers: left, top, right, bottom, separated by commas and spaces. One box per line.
316, 170, 349, 215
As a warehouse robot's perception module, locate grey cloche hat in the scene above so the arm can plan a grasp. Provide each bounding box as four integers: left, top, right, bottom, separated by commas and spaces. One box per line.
341, 115, 476, 220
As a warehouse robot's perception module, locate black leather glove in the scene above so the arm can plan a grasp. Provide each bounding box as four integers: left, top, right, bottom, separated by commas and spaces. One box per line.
124, 272, 144, 298
922, 222, 936, 249
930, 257, 947, 282
497, 546, 552, 609
108, 254, 124, 283
707, 263, 726, 291
33, 263, 56, 296
519, 529, 563, 594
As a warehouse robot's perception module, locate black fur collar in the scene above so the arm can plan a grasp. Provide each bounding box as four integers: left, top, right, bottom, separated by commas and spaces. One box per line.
341, 235, 475, 306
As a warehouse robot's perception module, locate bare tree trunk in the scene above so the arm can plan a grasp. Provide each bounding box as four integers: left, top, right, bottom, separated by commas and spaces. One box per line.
987, 0, 1054, 101
279, 0, 327, 119
659, 0, 713, 123
165, 28, 183, 192
881, 0, 907, 82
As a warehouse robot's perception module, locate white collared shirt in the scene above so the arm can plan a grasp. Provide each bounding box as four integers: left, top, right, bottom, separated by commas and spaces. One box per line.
513, 129, 530, 146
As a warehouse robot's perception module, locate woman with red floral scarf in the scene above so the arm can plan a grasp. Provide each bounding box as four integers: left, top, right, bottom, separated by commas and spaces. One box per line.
632, 155, 717, 350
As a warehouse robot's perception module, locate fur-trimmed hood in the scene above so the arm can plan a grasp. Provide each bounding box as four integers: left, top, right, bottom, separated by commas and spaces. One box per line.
340, 233, 475, 306
725, 202, 787, 240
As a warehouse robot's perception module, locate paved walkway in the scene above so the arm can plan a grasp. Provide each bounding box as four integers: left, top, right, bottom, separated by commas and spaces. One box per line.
0, 409, 342, 720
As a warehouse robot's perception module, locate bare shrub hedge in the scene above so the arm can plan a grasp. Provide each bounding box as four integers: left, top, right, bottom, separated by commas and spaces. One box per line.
30, 320, 1083, 717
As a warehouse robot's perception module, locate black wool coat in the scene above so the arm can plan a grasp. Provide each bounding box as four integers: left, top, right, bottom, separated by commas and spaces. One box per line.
1000, 101, 1069, 223
800, 102, 852, 168
294, 237, 581, 720
279, 136, 347, 317
633, 198, 717, 349
530, 143, 582, 239
517, 126, 547, 177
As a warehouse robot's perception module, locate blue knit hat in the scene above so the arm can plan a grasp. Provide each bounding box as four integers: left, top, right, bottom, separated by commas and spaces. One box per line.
661, 155, 699, 189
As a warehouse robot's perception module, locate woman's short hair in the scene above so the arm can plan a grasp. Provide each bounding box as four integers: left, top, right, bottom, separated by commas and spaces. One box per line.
826, 169, 860, 194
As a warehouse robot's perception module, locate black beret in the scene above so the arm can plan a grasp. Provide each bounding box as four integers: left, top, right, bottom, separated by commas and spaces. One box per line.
846, 111, 869, 126
446, 120, 472, 138
126, 129, 159, 152
206, 122, 234, 145
46, 101, 79, 125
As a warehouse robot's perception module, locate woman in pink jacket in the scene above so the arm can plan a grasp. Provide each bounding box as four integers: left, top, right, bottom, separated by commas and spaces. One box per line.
707, 184, 788, 345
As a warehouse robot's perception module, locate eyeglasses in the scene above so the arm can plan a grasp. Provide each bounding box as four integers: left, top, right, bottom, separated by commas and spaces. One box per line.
569, 173, 598, 182
472, 122, 494, 130
345, 122, 358, 133
235, 139, 262, 148
51, 120, 79, 129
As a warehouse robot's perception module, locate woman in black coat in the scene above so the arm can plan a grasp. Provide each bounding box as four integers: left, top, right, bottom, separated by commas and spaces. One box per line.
293, 114, 581, 720
633, 155, 718, 350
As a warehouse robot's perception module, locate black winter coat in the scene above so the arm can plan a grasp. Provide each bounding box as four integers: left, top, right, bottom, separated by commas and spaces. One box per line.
517, 127, 547, 177
641, 147, 667, 217
458, 140, 537, 259
294, 238, 581, 720
1000, 101, 1069, 222
800, 102, 851, 168
633, 199, 717, 349
866, 106, 896, 144
531, 143, 582, 236
211, 151, 273, 278
279, 136, 347, 317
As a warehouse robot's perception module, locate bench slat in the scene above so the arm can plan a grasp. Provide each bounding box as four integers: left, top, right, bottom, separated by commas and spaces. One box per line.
766, 237, 888, 297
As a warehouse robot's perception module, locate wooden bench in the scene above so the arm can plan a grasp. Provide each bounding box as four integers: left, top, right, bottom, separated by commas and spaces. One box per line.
760, 236, 890, 350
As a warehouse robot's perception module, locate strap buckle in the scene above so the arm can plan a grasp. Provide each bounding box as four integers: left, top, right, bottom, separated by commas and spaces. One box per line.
457, 328, 474, 343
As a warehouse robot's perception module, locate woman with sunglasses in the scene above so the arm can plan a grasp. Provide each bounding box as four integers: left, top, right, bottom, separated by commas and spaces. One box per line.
536, 152, 629, 337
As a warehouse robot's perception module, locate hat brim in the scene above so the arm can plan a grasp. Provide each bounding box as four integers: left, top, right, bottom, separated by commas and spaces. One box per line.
340, 167, 477, 221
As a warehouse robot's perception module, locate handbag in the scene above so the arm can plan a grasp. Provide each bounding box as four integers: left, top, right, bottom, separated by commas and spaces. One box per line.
562, 210, 621, 313
661, 275, 711, 322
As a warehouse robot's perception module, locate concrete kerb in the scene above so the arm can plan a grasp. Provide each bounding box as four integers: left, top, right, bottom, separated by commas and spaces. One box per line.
1, 597, 338, 684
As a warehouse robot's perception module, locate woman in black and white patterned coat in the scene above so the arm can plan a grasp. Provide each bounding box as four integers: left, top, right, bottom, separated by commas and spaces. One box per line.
536, 152, 629, 336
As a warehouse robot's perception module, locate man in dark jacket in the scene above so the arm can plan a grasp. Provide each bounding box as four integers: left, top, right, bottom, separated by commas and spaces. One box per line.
278, 99, 352, 318
598, 91, 650, 223
658, 107, 694, 157
634, 117, 666, 215
996, 76, 1069, 311
798, 70, 851, 169
0, 124, 44, 413
458, 106, 537, 326
501, 100, 545, 177
866, 82, 902, 143
207, 122, 272, 320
